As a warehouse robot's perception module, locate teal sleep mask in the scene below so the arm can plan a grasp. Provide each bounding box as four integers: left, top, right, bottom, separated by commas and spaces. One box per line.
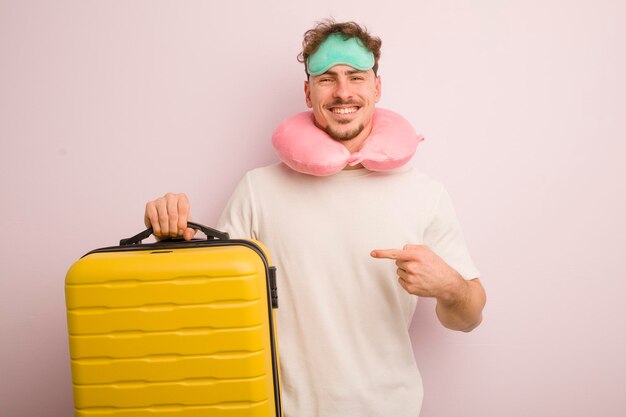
306, 33, 375, 76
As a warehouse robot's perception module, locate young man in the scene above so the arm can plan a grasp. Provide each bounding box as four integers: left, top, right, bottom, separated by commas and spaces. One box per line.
145, 20, 486, 417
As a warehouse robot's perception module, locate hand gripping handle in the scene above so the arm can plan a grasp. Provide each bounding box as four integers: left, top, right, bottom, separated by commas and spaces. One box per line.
119, 221, 230, 246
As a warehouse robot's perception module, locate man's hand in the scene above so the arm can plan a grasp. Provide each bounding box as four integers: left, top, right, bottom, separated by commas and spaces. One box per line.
371, 244, 462, 299
144, 192, 196, 241
371, 245, 485, 331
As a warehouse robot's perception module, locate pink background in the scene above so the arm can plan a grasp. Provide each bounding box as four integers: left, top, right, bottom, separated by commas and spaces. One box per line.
1, 1, 625, 416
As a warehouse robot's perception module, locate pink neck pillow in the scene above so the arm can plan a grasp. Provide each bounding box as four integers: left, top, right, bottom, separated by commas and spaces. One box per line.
272, 108, 424, 176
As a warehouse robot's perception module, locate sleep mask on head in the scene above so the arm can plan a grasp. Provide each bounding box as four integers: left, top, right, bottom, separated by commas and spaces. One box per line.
306, 33, 375, 75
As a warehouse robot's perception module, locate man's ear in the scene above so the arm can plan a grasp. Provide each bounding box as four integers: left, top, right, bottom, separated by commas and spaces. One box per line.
304, 80, 312, 108
375, 76, 382, 103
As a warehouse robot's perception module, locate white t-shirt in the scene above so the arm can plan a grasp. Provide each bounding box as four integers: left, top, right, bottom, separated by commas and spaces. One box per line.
217, 162, 480, 417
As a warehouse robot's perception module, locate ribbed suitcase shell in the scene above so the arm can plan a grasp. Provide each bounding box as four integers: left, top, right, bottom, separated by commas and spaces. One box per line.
65, 237, 281, 417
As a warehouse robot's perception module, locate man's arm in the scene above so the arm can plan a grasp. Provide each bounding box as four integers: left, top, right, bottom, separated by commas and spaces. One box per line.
434, 276, 485, 332
371, 245, 486, 332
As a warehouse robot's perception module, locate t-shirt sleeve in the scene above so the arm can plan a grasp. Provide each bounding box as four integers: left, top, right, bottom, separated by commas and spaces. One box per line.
423, 187, 480, 280
216, 173, 258, 240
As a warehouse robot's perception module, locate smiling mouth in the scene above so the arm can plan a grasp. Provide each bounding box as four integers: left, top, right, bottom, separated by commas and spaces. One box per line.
329, 106, 359, 114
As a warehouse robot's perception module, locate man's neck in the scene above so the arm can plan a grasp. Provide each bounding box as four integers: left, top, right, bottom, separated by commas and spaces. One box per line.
341, 124, 373, 153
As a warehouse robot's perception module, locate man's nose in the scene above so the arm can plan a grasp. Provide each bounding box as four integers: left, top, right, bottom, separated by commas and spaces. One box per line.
332, 79, 352, 99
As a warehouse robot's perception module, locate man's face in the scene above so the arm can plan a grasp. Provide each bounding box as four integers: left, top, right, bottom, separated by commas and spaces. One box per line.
305, 65, 381, 146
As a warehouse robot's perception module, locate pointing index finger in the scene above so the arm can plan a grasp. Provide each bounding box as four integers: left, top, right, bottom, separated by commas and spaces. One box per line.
371, 249, 410, 260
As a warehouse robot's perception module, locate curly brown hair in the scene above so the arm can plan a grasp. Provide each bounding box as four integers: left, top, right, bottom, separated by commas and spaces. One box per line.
298, 19, 382, 76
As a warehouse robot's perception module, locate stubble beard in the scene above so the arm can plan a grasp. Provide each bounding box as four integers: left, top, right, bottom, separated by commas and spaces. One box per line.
324, 120, 365, 142
322, 98, 366, 141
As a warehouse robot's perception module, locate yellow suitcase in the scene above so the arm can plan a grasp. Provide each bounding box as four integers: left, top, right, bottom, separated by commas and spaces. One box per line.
65, 222, 282, 417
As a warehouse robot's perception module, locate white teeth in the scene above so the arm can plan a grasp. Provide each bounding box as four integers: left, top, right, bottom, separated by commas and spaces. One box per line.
331, 107, 358, 114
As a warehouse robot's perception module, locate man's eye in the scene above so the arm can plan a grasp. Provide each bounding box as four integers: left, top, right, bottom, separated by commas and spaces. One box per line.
319, 78, 333, 83
351, 76, 365, 81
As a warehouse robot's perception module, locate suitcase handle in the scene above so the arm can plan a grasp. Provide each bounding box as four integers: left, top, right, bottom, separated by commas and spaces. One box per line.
119, 221, 230, 245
